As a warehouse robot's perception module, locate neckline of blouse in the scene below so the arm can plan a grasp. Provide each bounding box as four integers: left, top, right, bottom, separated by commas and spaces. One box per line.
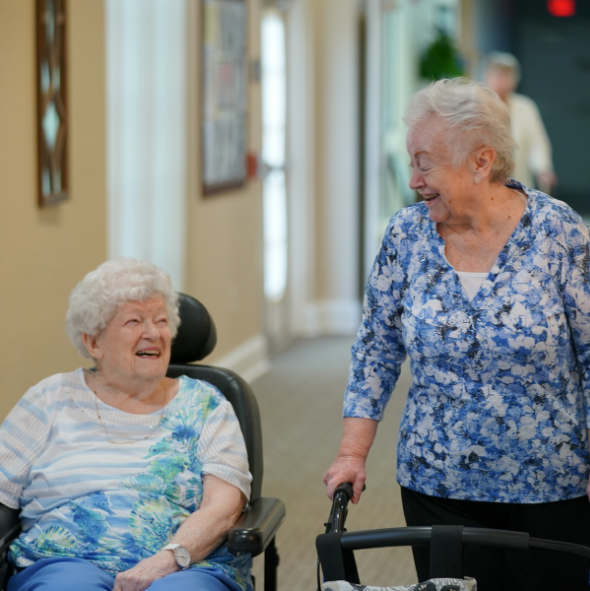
428, 180, 535, 307
73, 368, 184, 426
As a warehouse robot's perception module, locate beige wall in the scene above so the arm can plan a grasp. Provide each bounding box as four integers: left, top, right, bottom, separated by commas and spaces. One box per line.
286, 0, 361, 337
0, 0, 264, 420
0, 1, 107, 418
185, 0, 264, 361
313, 0, 359, 303
0, 0, 365, 418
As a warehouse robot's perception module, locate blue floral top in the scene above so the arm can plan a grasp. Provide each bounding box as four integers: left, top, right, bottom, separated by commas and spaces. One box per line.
344, 181, 590, 503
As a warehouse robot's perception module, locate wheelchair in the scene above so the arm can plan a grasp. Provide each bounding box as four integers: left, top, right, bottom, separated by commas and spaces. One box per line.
0, 293, 286, 591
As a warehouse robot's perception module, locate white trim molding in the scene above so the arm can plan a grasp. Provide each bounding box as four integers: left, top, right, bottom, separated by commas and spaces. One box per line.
211, 335, 272, 384
106, 0, 187, 290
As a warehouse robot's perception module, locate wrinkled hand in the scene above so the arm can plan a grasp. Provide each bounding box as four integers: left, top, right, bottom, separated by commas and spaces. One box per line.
113, 551, 178, 591
323, 455, 366, 504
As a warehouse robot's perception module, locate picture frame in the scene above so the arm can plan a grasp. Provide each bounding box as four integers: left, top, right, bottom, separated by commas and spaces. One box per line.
201, 0, 248, 196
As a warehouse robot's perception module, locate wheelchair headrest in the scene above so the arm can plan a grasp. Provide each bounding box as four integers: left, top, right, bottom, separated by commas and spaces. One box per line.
170, 293, 217, 364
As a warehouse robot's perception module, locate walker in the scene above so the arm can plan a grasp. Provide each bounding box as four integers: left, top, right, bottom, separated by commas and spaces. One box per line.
316, 484, 590, 591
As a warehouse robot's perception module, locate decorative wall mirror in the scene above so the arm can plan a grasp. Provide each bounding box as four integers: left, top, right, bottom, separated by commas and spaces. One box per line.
36, 0, 69, 207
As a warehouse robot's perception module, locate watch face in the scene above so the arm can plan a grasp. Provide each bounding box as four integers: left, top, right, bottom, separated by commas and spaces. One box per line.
174, 546, 191, 568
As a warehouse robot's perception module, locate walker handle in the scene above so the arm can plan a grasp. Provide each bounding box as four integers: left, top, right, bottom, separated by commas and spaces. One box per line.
334, 482, 354, 502
329, 482, 366, 533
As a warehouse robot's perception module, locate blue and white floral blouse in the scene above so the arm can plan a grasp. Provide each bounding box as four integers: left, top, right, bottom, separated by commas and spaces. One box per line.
344, 181, 590, 503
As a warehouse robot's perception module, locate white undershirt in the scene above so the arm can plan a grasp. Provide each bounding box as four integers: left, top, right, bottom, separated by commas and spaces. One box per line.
455, 271, 488, 302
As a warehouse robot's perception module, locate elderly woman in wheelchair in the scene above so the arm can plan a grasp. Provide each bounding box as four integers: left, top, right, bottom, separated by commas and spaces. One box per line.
0, 258, 253, 591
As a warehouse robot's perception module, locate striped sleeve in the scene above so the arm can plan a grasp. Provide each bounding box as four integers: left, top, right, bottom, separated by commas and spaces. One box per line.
0, 385, 50, 508
197, 399, 252, 500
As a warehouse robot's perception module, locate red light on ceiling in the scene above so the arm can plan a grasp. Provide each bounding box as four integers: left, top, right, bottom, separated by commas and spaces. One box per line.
547, 0, 576, 16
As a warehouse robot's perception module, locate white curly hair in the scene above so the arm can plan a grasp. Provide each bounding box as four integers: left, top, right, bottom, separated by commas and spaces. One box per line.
66, 257, 181, 358
404, 77, 516, 183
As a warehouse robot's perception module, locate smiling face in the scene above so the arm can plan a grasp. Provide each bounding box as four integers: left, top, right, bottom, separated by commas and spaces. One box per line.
84, 297, 172, 386
407, 117, 480, 224
485, 66, 516, 103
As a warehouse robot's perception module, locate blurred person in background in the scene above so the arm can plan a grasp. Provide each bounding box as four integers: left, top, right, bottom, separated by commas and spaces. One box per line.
485, 52, 557, 194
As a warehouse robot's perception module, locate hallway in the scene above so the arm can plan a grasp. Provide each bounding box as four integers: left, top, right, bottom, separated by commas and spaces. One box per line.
250, 337, 417, 589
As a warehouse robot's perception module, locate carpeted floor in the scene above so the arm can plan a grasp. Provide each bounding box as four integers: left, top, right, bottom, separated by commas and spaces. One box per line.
249, 337, 417, 591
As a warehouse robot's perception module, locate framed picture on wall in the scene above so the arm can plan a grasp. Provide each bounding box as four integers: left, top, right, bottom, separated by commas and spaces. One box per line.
201, 0, 248, 196
36, 0, 69, 207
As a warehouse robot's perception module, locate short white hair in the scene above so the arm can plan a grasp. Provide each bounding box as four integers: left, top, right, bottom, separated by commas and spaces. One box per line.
404, 77, 516, 183
66, 257, 181, 358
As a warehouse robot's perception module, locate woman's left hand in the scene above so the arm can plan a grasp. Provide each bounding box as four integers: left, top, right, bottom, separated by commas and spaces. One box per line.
113, 551, 178, 591
113, 474, 244, 591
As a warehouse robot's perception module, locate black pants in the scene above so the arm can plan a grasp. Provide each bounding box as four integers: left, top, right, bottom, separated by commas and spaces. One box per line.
401, 487, 590, 591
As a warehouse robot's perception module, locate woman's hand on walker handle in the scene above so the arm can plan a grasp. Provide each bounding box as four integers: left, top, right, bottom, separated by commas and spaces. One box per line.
324, 455, 366, 504
323, 417, 379, 504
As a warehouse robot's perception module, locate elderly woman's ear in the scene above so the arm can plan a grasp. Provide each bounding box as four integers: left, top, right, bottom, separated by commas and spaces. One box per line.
471, 146, 496, 184
82, 332, 103, 361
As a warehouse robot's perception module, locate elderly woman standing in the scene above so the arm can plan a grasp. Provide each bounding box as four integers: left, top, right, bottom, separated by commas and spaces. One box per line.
324, 78, 590, 590
0, 258, 252, 591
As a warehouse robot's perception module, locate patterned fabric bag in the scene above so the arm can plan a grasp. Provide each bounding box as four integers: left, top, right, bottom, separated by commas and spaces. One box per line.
322, 577, 477, 591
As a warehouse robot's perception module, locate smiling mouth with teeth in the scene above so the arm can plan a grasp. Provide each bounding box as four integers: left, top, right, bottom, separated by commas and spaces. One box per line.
423, 194, 439, 202
136, 351, 160, 357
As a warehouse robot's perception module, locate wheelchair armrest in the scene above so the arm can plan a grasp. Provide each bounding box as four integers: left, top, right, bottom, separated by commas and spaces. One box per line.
0, 504, 19, 552
227, 497, 286, 557
0, 503, 20, 590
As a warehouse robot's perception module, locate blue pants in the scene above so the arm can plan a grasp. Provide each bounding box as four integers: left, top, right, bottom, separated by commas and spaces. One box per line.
7, 558, 242, 591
